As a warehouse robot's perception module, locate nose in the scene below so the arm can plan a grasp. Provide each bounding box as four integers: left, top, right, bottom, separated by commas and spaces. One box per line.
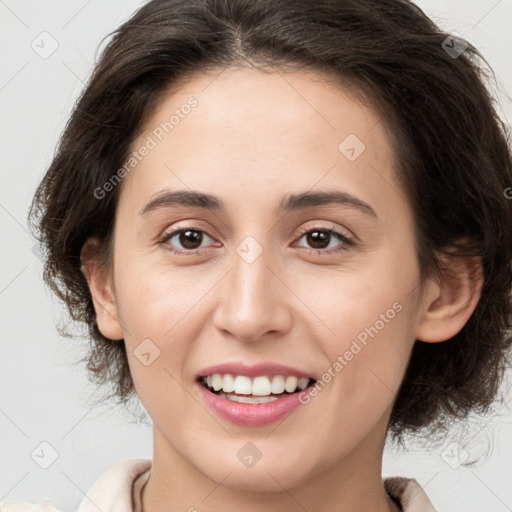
212, 241, 293, 343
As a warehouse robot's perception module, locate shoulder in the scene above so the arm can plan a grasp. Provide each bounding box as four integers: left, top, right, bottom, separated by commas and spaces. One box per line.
384, 476, 438, 512
1, 459, 152, 512
76, 458, 151, 512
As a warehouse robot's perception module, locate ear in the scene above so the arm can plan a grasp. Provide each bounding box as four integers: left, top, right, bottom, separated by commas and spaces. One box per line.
415, 253, 483, 343
80, 237, 124, 341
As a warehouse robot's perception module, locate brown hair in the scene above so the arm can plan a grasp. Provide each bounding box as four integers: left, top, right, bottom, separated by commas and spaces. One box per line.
28, 0, 512, 443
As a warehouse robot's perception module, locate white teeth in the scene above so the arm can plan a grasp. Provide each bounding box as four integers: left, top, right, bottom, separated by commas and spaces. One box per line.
202, 373, 313, 395
252, 376, 271, 396
222, 374, 235, 393
233, 375, 252, 395
212, 374, 223, 391
297, 377, 309, 390
271, 375, 285, 394
285, 376, 298, 393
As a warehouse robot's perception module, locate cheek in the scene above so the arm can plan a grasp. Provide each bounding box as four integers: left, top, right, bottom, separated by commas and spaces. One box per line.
113, 250, 202, 335
115, 264, 197, 417
309, 250, 418, 403
112, 257, 216, 390
306, 298, 414, 446
319, 296, 412, 396
309, 256, 415, 352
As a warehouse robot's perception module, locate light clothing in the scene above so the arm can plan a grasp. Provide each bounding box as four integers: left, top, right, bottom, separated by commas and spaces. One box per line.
1, 458, 437, 511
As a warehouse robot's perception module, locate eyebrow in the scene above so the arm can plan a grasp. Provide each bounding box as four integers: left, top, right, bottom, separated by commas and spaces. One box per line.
139, 189, 377, 218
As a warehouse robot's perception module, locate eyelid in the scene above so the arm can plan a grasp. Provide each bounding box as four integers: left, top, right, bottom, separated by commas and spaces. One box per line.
158, 221, 356, 255
156, 219, 218, 244
158, 224, 219, 255
290, 223, 356, 255
294, 221, 355, 242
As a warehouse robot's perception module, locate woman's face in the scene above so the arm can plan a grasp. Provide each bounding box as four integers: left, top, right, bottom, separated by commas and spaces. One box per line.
98, 66, 429, 490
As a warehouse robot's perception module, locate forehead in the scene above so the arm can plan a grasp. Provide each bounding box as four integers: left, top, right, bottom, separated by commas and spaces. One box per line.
119, 66, 404, 220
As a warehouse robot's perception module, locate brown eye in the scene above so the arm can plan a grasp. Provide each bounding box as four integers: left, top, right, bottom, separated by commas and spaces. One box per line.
305, 230, 332, 249
294, 227, 353, 254
177, 229, 204, 250
160, 228, 214, 253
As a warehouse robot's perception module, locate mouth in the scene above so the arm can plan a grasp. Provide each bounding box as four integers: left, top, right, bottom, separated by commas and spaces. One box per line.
197, 374, 317, 404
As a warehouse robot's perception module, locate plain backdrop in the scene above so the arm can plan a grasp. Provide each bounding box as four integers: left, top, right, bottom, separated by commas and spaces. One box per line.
1, 1, 511, 511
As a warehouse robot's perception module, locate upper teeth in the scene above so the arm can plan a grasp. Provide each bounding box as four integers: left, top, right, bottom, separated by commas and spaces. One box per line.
202, 374, 310, 396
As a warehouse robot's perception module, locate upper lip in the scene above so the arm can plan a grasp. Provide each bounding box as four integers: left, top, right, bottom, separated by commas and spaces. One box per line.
197, 361, 317, 380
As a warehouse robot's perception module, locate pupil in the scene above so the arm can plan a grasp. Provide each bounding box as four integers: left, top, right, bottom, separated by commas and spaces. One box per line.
308, 230, 329, 249
180, 229, 202, 249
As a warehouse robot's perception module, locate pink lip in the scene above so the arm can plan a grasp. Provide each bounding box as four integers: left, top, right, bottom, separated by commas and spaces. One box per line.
195, 381, 310, 426
197, 361, 316, 379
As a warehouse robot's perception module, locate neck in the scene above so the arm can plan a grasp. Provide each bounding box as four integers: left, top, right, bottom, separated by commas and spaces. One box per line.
141, 416, 399, 512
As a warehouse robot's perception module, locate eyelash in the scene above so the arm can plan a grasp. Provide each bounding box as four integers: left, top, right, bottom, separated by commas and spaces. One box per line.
157, 224, 355, 256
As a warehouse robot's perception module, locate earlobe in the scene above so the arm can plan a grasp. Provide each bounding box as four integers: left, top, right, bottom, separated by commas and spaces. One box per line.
415, 254, 483, 343
80, 238, 124, 341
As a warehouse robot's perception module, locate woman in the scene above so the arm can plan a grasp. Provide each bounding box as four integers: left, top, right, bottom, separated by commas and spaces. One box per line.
4, 0, 512, 510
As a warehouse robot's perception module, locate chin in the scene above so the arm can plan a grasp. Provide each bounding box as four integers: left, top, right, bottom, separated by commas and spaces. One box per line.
190, 445, 319, 493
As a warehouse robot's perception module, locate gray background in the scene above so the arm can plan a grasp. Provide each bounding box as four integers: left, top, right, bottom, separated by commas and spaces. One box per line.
1, 1, 511, 510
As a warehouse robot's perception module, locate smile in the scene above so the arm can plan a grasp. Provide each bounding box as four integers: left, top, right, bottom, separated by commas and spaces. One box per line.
200, 374, 314, 403
196, 372, 318, 426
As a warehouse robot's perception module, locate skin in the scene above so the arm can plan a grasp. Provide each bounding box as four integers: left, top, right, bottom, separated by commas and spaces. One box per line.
82, 66, 482, 512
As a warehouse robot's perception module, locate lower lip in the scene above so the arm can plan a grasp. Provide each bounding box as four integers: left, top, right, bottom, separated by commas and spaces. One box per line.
195, 381, 307, 426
